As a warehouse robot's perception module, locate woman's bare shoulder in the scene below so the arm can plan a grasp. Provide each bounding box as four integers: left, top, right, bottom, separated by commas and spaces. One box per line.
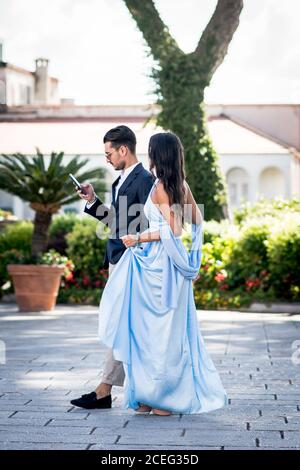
152, 180, 190, 204
152, 181, 169, 204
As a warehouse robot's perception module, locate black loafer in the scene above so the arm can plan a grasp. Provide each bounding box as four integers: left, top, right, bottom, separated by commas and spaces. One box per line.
70, 391, 112, 409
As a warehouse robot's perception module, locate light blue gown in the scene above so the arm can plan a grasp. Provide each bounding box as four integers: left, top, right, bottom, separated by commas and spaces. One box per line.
98, 178, 228, 414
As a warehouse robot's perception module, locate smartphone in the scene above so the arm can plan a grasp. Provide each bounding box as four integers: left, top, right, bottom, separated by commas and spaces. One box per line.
69, 173, 86, 195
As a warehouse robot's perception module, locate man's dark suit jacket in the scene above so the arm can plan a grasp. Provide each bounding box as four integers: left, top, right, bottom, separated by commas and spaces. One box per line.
84, 162, 154, 269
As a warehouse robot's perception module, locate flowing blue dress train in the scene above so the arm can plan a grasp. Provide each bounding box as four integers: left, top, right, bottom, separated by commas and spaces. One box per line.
98, 178, 228, 414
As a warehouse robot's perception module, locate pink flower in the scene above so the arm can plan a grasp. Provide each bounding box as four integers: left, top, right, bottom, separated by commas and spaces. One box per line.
215, 272, 226, 283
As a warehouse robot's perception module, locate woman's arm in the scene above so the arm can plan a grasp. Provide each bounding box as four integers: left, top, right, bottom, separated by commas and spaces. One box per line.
184, 182, 203, 225
121, 230, 160, 248
139, 230, 160, 242
121, 180, 202, 248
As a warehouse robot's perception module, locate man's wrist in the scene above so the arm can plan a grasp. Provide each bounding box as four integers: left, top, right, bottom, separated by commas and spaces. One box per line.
87, 195, 97, 205
85, 195, 98, 209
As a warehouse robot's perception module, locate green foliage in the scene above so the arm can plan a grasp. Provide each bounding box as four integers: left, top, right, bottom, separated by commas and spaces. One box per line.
233, 197, 300, 225
225, 220, 271, 290
66, 218, 108, 275
194, 201, 300, 309
123, 0, 232, 220
0, 249, 25, 298
152, 64, 227, 221
0, 149, 107, 256
266, 214, 300, 300
2, 197, 299, 308
57, 218, 110, 304
0, 150, 106, 207
0, 222, 74, 298
0, 221, 33, 254
49, 213, 79, 238
203, 219, 233, 244
57, 285, 104, 305
48, 213, 79, 254
0, 221, 34, 294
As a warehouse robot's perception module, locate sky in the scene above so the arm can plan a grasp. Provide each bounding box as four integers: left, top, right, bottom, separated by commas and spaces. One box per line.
0, 0, 299, 105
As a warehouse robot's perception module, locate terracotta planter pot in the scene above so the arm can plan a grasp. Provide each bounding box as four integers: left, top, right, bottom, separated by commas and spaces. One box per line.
7, 264, 65, 312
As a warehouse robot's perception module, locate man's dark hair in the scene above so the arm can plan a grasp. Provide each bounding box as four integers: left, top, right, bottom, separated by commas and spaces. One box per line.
103, 125, 137, 154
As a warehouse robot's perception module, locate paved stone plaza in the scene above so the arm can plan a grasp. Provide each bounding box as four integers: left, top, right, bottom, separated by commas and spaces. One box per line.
0, 302, 299, 450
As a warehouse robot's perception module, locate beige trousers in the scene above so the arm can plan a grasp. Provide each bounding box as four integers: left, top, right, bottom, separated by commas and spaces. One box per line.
100, 262, 125, 387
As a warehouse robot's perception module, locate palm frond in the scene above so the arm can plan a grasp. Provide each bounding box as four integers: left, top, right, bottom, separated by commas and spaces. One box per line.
0, 150, 107, 210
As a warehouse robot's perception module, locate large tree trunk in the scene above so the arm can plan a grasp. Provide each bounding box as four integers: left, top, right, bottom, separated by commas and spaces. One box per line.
124, 0, 244, 220
152, 53, 227, 219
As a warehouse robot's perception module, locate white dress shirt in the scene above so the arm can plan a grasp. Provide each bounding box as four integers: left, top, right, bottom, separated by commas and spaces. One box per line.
86, 162, 140, 209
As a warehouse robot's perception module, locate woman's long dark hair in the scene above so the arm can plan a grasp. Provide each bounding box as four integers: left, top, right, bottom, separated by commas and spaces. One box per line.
148, 132, 186, 219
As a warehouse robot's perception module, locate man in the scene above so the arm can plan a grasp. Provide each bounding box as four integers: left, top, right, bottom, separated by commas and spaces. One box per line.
70, 125, 154, 410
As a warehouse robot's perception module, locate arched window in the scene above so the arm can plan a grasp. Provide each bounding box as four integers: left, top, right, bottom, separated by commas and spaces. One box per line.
259, 167, 285, 199
226, 167, 249, 209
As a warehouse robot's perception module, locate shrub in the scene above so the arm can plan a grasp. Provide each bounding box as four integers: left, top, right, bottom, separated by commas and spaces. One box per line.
57, 218, 109, 303
225, 219, 272, 292
0, 222, 33, 296
266, 214, 300, 300
194, 207, 300, 309
66, 218, 108, 276
193, 233, 240, 309
48, 213, 79, 254
0, 221, 33, 254
234, 197, 300, 225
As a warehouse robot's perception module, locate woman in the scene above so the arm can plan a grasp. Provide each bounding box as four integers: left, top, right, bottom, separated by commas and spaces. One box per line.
98, 132, 228, 415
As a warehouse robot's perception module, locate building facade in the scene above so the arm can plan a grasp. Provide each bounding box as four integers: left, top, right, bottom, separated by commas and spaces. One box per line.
0, 51, 299, 219
0, 104, 299, 220
0, 44, 60, 107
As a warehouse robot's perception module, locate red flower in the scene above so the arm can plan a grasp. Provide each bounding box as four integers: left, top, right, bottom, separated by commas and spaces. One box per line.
245, 278, 261, 291
82, 275, 90, 287
215, 272, 226, 283
219, 284, 229, 290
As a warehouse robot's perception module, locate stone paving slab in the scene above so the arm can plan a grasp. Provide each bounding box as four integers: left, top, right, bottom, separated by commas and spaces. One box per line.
0, 303, 300, 450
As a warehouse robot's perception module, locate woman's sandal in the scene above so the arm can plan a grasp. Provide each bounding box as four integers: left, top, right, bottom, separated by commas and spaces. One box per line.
136, 403, 152, 413
151, 408, 172, 416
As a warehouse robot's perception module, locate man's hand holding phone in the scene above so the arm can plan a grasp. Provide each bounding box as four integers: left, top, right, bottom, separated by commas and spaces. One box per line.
75, 183, 96, 203
69, 173, 97, 203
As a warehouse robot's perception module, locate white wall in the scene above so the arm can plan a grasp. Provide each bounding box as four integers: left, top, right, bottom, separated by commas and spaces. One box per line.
5, 69, 35, 106
290, 155, 300, 197
219, 152, 292, 206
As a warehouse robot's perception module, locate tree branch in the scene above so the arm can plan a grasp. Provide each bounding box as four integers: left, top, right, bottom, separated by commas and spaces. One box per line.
123, 0, 182, 62
194, 0, 244, 82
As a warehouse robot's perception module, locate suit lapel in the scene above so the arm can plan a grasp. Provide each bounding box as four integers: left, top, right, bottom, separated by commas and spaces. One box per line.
114, 163, 143, 206
112, 175, 121, 205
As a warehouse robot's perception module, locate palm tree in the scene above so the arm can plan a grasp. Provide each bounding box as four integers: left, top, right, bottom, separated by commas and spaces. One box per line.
0, 149, 106, 258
